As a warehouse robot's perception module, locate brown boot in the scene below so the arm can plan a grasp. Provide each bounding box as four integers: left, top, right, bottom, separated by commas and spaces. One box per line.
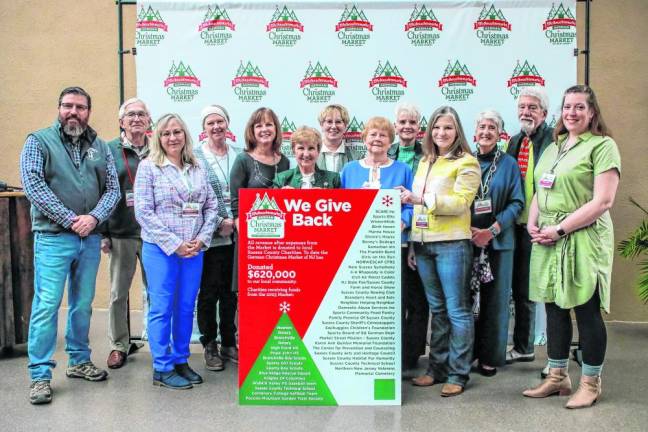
565, 375, 601, 409
522, 367, 572, 398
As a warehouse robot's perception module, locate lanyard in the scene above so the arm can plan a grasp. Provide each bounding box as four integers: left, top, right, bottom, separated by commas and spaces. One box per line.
121, 148, 135, 186
475, 149, 500, 200
210, 149, 230, 188
159, 164, 194, 202
549, 138, 574, 173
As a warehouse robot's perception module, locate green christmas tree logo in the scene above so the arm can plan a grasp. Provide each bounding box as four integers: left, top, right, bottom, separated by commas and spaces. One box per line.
267, 5, 304, 31
199, 4, 235, 31
164, 61, 201, 87
438, 60, 476, 87
369, 60, 407, 88
417, 117, 428, 139
405, 4, 443, 31
232, 61, 269, 88
507, 60, 545, 87
281, 117, 297, 141
344, 117, 365, 142
336, 4, 373, 31
246, 193, 285, 239
543, 2, 576, 30
474, 3, 511, 31
300, 61, 338, 88
136, 5, 168, 31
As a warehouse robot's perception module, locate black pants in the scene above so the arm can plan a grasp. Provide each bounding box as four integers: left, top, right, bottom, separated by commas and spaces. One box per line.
545, 290, 607, 366
401, 248, 429, 368
511, 225, 536, 354
197, 244, 238, 347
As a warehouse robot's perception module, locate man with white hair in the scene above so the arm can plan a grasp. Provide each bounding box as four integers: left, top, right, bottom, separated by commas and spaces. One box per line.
101, 97, 152, 369
505, 87, 554, 365
20, 86, 120, 404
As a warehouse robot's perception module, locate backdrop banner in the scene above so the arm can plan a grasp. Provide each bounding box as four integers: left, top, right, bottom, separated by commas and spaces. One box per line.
135, 0, 577, 154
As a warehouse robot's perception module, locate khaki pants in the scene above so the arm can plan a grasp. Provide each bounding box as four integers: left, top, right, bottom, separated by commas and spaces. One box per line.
108, 237, 147, 352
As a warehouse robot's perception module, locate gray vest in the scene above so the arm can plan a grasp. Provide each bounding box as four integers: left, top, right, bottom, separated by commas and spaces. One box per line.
30, 122, 110, 233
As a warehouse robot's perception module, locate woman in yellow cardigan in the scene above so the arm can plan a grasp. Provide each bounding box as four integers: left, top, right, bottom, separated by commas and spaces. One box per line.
398, 106, 480, 397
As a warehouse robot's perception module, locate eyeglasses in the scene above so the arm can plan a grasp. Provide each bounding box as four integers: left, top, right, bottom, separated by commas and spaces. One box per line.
60, 103, 89, 112
161, 129, 185, 138
124, 111, 148, 119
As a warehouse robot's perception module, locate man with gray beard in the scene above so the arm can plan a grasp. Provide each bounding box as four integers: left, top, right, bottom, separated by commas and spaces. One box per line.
20, 86, 120, 404
505, 87, 554, 366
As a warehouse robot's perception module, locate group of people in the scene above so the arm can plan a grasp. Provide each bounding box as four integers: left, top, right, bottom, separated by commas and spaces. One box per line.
20, 84, 620, 410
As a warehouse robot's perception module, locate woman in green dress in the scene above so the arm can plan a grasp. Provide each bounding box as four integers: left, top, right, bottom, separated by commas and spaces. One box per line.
273, 126, 340, 189
522, 85, 621, 409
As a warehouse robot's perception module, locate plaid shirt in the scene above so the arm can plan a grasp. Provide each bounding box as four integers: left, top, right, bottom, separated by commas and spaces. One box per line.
20, 134, 120, 228
134, 158, 220, 255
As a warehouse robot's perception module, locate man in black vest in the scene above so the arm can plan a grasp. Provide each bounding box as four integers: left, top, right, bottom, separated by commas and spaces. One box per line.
20, 86, 120, 404
101, 98, 151, 370
505, 87, 554, 366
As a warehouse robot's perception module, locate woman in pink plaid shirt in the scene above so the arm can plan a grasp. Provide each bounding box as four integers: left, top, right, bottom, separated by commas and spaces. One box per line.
135, 113, 220, 390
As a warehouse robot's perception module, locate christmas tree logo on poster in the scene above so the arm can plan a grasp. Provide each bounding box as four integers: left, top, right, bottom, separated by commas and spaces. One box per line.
473, 3, 511, 47
240, 312, 337, 405
543, 3, 576, 45
507, 60, 545, 99
404, 4, 443, 47
300, 61, 338, 103
136, 5, 167, 47
280, 117, 297, 158
198, 4, 236, 46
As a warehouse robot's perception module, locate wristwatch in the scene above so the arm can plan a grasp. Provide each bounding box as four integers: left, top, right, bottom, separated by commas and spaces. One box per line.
488, 225, 500, 237
556, 224, 566, 237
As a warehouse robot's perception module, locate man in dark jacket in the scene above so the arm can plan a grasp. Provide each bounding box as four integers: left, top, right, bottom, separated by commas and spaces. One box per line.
505, 87, 553, 365
101, 98, 152, 369
20, 86, 120, 404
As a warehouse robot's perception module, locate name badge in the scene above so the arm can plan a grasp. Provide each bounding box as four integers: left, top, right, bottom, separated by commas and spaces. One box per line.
415, 214, 429, 229
474, 198, 492, 215
539, 172, 556, 189
182, 202, 200, 218
125, 190, 135, 207
362, 180, 381, 189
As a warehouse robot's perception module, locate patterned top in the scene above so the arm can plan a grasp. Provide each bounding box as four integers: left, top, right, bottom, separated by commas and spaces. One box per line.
134, 158, 220, 255
529, 132, 621, 312
20, 134, 120, 228
410, 153, 481, 243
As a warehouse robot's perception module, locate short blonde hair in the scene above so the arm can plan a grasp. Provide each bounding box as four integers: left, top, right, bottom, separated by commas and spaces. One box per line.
291, 126, 322, 151
475, 109, 504, 134
148, 113, 197, 167
318, 104, 350, 126
362, 116, 395, 143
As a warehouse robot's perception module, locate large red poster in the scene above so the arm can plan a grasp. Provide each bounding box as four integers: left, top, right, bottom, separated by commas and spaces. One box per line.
238, 189, 401, 405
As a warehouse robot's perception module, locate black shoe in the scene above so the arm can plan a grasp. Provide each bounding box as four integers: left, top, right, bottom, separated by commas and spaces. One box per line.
477, 364, 497, 377
175, 363, 203, 385
152, 370, 193, 390
204, 341, 225, 371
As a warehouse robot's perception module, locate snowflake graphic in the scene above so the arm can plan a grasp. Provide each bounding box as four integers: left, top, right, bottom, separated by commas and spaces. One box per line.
382, 196, 394, 207
279, 301, 291, 313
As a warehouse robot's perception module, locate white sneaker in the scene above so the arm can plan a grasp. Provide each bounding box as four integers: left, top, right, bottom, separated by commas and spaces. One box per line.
505, 349, 535, 364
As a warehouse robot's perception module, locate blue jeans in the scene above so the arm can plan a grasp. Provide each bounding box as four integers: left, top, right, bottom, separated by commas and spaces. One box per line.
414, 240, 473, 386
28, 233, 101, 381
142, 242, 204, 372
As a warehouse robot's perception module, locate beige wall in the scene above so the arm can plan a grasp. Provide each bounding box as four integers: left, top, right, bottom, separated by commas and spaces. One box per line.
1, 1, 646, 321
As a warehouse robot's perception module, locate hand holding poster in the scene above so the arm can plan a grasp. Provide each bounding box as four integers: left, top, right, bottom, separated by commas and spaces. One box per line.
239, 189, 401, 405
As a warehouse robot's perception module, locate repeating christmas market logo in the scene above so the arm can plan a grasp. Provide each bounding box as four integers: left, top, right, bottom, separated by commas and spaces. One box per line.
300, 62, 338, 103
246, 193, 285, 239
369, 61, 407, 103
136, 6, 167, 47
267, 5, 303, 47
232, 61, 269, 103
473, 4, 511, 47
438, 60, 476, 102
198, 4, 235, 46
405, 5, 443, 47
507, 60, 545, 99
543, 3, 576, 45
417, 117, 428, 140
548, 114, 557, 129
164, 61, 201, 102
280, 117, 297, 158
343, 117, 367, 157
336, 5, 373, 47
